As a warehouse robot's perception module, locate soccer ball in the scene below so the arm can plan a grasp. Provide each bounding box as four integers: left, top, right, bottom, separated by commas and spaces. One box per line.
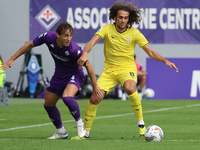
144, 125, 164, 142
144, 88, 155, 99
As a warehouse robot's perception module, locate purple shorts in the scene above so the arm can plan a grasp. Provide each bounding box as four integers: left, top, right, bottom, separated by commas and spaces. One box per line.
46, 71, 85, 97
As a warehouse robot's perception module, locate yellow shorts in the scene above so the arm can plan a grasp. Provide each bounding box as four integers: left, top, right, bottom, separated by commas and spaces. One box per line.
0, 73, 6, 87
97, 68, 137, 95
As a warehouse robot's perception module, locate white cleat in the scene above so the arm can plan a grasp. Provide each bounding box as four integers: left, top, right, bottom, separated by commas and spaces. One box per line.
47, 131, 68, 140
76, 122, 86, 138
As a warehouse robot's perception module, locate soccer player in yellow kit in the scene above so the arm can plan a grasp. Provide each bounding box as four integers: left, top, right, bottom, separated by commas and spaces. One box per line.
72, 1, 178, 140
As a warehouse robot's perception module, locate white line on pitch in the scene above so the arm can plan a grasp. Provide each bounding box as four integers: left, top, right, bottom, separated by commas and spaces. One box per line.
0, 138, 200, 142
0, 103, 199, 132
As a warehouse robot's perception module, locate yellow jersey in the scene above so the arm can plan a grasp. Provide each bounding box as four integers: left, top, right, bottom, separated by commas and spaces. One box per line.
95, 24, 148, 70
0, 59, 5, 74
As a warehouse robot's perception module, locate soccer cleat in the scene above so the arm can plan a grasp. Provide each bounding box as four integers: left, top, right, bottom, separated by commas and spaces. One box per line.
47, 131, 68, 140
71, 135, 89, 140
138, 125, 146, 136
76, 122, 86, 138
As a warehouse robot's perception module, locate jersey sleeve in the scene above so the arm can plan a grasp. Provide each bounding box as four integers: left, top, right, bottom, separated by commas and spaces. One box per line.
94, 24, 108, 39
32, 32, 49, 46
136, 30, 149, 48
70, 40, 84, 60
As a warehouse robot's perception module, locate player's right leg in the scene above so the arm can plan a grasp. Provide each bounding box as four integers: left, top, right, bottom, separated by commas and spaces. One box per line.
121, 71, 146, 136
128, 90, 146, 136
71, 92, 103, 140
44, 90, 68, 139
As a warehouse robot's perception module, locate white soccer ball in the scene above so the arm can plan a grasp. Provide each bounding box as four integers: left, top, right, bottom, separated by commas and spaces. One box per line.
144, 88, 155, 98
144, 125, 164, 142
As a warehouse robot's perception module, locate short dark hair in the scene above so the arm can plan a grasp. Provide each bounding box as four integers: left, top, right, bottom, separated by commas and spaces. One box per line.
56, 21, 74, 35
109, 0, 142, 28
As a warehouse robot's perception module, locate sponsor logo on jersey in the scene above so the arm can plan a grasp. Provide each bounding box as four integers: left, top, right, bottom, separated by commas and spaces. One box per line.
50, 51, 69, 62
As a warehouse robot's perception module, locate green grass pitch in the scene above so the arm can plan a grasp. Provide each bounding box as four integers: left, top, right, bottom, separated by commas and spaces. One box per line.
0, 98, 200, 150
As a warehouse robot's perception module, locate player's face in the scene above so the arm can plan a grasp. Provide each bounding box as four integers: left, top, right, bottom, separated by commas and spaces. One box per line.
114, 10, 129, 32
56, 29, 73, 47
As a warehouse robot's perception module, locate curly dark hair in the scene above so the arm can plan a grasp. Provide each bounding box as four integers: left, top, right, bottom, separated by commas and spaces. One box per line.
109, 0, 142, 28
56, 21, 74, 35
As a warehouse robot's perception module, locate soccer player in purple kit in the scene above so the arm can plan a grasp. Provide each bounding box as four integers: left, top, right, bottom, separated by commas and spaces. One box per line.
1, 21, 104, 139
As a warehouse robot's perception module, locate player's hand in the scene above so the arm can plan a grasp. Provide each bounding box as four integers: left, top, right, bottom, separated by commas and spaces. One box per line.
0, 59, 14, 70
93, 84, 105, 100
77, 52, 89, 68
166, 61, 178, 73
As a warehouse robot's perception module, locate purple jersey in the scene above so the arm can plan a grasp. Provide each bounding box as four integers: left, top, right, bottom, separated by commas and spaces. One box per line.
33, 32, 83, 74
33, 32, 85, 97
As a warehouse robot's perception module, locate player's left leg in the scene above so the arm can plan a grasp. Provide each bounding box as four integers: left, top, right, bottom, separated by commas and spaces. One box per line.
120, 67, 146, 136
62, 84, 86, 138
44, 90, 68, 139
123, 80, 146, 136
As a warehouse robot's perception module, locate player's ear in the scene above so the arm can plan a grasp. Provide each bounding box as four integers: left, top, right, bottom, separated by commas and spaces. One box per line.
56, 32, 60, 38
114, 16, 116, 22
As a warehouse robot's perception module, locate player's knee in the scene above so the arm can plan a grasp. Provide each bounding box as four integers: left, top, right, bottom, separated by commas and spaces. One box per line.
90, 94, 101, 105
125, 87, 137, 95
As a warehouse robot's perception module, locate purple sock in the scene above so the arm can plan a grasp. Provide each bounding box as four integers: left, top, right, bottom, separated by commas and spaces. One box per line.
44, 105, 63, 129
62, 97, 81, 121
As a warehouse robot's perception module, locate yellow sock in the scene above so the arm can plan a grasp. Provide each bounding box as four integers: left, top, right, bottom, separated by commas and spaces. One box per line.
129, 91, 143, 121
84, 101, 98, 131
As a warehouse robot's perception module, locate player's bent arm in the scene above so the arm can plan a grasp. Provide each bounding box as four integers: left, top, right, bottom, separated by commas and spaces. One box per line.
84, 61, 105, 99
2, 41, 35, 70
142, 45, 168, 64
11, 41, 35, 61
142, 45, 178, 72
78, 35, 101, 68
83, 35, 101, 54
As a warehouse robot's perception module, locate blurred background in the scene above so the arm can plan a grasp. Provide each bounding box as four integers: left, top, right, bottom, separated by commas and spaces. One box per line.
0, 0, 200, 100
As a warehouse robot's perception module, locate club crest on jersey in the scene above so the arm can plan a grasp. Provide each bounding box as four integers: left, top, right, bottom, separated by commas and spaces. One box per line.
125, 37, 131, 43
65, 51, 70, 56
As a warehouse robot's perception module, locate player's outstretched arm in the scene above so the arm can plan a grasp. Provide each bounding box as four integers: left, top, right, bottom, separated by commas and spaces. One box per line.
142, 45, 178, 73
77, 35, 101, 68
84, 61, 105, 99
1, 41, 35, 70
